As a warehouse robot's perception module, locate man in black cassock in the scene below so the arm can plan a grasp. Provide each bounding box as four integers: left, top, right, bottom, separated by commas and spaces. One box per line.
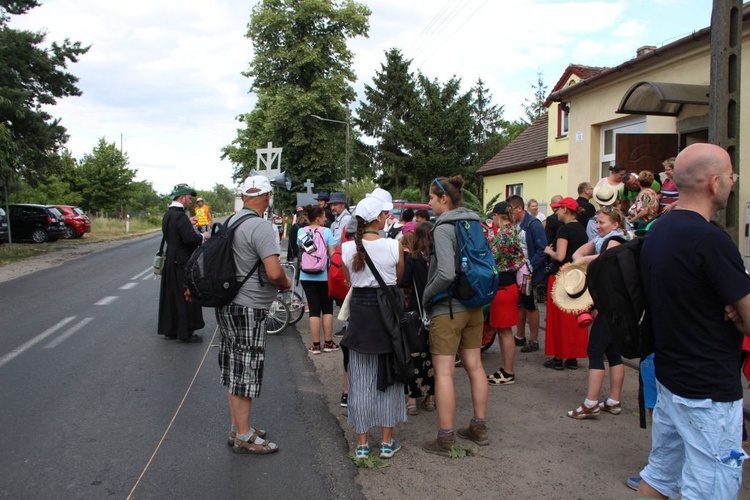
157, 183, 210, 343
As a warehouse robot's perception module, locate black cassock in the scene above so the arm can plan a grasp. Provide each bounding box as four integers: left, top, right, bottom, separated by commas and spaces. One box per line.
157, 206, 205, 339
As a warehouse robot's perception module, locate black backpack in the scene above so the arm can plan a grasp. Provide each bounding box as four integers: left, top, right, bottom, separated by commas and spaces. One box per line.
586, 235, 654, 429
185, 213, 262, 307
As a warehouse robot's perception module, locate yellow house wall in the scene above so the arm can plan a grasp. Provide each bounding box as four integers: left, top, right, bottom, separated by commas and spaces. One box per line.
483, 169, 549, 207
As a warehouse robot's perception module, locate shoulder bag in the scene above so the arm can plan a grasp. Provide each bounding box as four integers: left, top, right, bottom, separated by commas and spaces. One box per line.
153, 234, 166, 275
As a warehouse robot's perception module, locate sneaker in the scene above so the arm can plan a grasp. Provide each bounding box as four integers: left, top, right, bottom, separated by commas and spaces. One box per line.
564, 359, 578, 370
626, 476, 641, 491
599, 401, 622, 415
487, 368, 515, 386
379, 438, 402, 459
566, 402, 601, 420
340, 392, 348, 407
333, 327, 346, 338
514, 336, 527, 347
520, 340, 539, 353
543, 358, 563, 370
308, 343, 321, 355
323, 340, 340, 352
422, 432, 456, 457
355, 443, 370, 459
457, 421, 489, 446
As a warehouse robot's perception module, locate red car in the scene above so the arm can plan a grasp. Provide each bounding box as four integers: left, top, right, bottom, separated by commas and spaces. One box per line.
54, 205, 92, 239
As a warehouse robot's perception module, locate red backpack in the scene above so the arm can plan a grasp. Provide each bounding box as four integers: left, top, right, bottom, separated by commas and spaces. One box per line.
327, 232, 351, 301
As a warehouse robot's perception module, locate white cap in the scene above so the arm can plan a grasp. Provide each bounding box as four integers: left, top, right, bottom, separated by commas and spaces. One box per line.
238, 175, 272, 197
366, 187, 394, 212
354, 197, 384, 223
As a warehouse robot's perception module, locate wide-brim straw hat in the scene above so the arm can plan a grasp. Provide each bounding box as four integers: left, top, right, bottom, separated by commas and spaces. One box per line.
593, 184, 617, 207
552, 260, 593, 314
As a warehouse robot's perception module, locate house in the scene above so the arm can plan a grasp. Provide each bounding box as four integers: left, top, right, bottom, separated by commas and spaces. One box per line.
477, 65, 606, 210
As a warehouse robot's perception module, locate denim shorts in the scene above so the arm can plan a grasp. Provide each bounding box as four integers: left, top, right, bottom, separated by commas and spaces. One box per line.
640, 380, 744, 499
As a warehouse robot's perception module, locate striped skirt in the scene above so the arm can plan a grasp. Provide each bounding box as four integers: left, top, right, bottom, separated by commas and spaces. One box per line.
347, 350, 407, 434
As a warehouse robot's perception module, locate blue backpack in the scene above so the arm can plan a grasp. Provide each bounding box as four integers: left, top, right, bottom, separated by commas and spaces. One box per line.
431, 219, 500, 315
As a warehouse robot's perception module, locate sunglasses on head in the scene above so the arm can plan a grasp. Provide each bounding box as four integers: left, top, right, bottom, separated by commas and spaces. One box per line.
432, 178, 447, 194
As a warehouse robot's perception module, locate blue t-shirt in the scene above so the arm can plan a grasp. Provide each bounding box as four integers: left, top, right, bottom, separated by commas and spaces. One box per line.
641, 210, 750, 401
297, 226, 335, 281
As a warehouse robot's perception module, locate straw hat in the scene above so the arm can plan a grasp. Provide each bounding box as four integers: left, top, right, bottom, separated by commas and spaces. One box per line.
551, 260, 593, 313
592, 184, 617, 207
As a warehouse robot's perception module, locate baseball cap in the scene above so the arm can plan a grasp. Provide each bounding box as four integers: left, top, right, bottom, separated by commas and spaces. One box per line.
366, 187, 394, 212
550, 197, 579, 212
238, 175, 273, 197
354, 196, 384, 223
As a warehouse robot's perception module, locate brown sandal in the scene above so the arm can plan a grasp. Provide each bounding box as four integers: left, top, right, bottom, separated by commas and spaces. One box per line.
232, 432, 279, 454
228, 428, 267, 446
421, 398, 436, 412
566, 402, 600, 420
407, 403, 419, 416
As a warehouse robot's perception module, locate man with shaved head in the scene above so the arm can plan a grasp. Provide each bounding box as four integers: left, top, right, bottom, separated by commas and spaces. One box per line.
637, 143, 750, 499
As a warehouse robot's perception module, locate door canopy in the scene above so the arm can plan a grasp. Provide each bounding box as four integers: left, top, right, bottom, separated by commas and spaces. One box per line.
617, 82, 710, 116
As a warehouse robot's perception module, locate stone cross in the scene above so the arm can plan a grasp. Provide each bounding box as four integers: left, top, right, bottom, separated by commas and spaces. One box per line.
303, 178, 315, 194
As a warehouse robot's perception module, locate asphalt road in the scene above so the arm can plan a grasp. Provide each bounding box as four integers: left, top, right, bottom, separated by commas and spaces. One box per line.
0, 234, 361, 499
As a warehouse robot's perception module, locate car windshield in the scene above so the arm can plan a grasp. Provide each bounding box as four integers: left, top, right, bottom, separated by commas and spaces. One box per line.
0, 208, 5, 216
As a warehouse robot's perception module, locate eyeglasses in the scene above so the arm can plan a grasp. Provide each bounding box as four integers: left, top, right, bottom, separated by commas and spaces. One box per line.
720, 173, 739, 183
432, 178, 446, 194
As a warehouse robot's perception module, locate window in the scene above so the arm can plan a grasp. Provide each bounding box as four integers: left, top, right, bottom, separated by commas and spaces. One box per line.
559, 105, 569, 137
506, 183, 523, 198
599, 119, 646, 178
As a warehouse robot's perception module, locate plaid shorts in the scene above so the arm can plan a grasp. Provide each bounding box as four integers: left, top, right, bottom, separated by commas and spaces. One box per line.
216, 304, 268, 398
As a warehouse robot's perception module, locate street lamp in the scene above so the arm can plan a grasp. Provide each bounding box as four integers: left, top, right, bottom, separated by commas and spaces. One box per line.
311, 107, 350, 203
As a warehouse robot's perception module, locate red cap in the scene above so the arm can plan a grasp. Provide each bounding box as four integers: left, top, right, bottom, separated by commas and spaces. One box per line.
550, 197, 579, 212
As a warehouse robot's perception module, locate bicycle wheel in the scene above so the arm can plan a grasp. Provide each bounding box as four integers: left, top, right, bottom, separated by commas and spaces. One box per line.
287, 290, 306, 325
266, 298, 291, 335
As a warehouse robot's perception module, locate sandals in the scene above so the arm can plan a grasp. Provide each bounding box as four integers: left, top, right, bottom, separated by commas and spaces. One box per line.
407, 403, 419, 416
566, 402, 601, 420
421, 398, 436, 412
232, 431, 279, 454
227, 427, 266, 446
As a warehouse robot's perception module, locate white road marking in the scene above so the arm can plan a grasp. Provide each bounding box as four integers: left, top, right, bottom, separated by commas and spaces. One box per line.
119, 282, 138, 290
44, 318, 94, 349
0, 317, 76, 368
132, 268, 152, 281
95, 296, 118, 305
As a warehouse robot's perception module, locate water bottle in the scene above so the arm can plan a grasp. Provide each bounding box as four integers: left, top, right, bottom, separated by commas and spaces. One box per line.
721, 449, 745, 467
460, 257, 468, 274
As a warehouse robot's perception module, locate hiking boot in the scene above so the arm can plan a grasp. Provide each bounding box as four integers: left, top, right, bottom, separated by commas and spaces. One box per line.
564, 359, 578, 370
599, 401, 622, 415
323, 340, 340, 352
514, 336, 527, 347
566, 402, 601, 420
487, 368, 515, 386
422, 432, 456, 457
379, 438, 402, 459
457, 421, 489, 446
520, 340, 539, 353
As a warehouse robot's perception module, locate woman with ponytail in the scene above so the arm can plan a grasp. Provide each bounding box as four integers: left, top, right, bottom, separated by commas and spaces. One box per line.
340, 195, 406, 460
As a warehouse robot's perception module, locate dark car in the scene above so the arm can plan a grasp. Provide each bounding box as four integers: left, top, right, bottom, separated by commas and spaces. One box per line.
7, 203, 66, 243
54, 205, 92, 239
0, 207, 8, 243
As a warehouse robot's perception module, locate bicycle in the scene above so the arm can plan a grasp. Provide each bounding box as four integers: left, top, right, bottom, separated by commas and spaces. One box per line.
280, 261, 305, 325
266, 262, 306, 335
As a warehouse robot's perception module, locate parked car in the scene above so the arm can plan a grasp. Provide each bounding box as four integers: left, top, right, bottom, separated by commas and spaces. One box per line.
54, 205, 92, 239
391, 200, 434, 221
7, 203, 66, 243
0, 207, 8, 244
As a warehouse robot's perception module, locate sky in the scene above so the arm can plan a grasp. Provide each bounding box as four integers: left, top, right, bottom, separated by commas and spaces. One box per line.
10, 0, 715, 195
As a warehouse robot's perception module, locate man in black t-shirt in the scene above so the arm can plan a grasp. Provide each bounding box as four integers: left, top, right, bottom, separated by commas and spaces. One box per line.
575, 182, 595, 222
637, 144, 750, 500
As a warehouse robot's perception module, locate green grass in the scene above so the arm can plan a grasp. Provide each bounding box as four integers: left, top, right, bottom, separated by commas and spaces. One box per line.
348, 452, 391, 469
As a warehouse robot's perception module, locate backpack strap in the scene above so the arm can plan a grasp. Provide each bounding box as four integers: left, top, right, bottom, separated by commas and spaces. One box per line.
600, 235, 628, 253
430, 220, 458, 318
227, 212, 264, 287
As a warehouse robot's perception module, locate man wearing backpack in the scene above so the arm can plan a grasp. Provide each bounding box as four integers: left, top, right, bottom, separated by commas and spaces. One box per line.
506, 195, 547, 352
637, 144, 750, 499
217, 175, 291, 455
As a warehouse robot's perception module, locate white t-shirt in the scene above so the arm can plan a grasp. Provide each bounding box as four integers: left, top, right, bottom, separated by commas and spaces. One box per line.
341, 238, 400, 287
595, 176, 623, 193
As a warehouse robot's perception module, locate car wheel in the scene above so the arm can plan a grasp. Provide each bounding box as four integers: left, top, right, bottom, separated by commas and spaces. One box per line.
31, 229, 49, 243
62, 225, 75, 239
74, 233, 84, 239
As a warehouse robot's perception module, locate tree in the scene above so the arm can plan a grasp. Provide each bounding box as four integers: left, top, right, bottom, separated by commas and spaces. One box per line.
470, 79, 506, 167
522, 72, 548, 124
0, 1, 89, 186
222, 0, 370, 211
355, 48, 418, 194
75, 138, 137, 215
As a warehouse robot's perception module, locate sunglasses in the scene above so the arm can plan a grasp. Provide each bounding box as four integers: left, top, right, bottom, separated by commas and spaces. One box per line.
432, 178, 446, 194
